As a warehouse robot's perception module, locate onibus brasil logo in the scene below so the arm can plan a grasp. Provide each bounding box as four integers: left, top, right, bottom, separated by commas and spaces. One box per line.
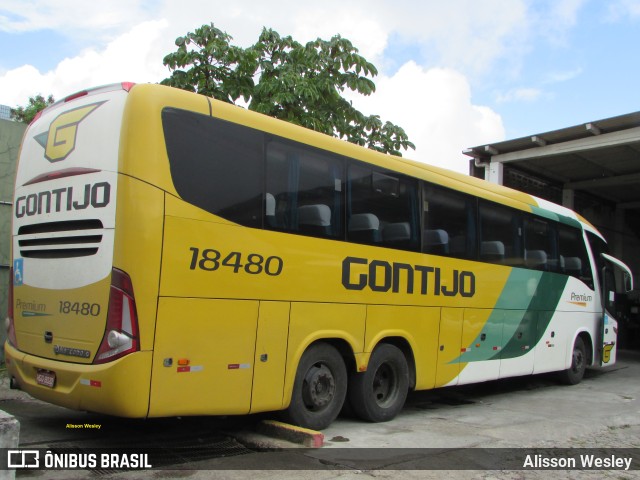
33, 101, 105, 162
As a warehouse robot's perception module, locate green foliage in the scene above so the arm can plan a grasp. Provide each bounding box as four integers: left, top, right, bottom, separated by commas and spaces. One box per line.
11, 94, 55, 124
162, 23, 414, 156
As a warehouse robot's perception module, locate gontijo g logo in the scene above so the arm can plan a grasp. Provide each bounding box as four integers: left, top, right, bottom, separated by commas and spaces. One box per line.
33, 101, 105, 163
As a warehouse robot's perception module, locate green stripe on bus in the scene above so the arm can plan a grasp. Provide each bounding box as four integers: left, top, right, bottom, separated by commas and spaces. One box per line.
530, 205, 581, 229
497, 272, 568, 360
453, 269, 568, 363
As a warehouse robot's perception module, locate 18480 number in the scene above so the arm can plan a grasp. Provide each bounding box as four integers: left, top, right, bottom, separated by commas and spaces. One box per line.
189, 248, 284, 276
59, 301, 101, 316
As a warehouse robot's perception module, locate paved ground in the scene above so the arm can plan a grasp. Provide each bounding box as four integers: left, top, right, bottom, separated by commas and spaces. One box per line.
1, 350, 639, 479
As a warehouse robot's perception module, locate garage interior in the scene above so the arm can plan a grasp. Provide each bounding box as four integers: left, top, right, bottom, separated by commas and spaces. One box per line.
464, 111, 640, 348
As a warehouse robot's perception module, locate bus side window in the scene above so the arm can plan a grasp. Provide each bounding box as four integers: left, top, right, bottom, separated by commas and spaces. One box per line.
163, 108, 264, 228
479, 201, 523, 267
422, 184, 476, 259
265, 139, 343, 239
561, 225, 594, 289
348, 213, 381, 244
586, 231, 609, 291
524, 216, 559, 272
347, 164, 419, 251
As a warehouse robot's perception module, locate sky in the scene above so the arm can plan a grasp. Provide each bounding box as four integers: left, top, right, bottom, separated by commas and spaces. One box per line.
1, 0, 639, 174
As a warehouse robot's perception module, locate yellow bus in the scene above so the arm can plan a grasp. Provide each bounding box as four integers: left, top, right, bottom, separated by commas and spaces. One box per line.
6, 82, 633, 430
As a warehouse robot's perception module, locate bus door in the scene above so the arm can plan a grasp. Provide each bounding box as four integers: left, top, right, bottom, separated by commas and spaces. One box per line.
599, 254, 633, 366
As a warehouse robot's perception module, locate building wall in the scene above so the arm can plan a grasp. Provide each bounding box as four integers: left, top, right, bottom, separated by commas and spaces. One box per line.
0, 105, 11, 121
0, 119, 27, 358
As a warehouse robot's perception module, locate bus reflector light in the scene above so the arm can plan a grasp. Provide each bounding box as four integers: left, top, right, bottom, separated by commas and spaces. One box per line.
80, 379, 102, 388
64, 90, 88, 102
30, 110, 44, 125
121, 82, 136, 92
177, 359, 190, 366
24, 167, 101, 186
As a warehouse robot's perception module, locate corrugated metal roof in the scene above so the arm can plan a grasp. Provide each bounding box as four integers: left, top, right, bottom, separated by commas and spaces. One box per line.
463, 111, 640, 208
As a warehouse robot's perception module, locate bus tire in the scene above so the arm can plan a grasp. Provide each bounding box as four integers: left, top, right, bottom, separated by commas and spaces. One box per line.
348, 343, 409, 423
559, 336, 587, 385
282, 342, 347, 430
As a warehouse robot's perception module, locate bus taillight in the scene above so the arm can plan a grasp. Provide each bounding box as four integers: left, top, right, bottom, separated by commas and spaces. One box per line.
94, 268, 140, 364
6, 267, 17, 348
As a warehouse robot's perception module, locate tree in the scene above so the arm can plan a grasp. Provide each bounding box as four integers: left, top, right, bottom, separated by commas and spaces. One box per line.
11, 94, 55, 124
162, 23, 415, 156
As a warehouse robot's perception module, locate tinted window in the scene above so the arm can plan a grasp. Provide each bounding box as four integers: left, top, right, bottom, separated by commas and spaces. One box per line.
163, 108, 263, 227
422, 184, 476, 259
524, 216, 559, 271
265, 139, 344, 239
558, 225, 593, 288
479, 201, 523, 266
347, 164, 419, 251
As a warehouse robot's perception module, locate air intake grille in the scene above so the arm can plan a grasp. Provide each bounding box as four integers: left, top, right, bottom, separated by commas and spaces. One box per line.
18, 220, 104, 258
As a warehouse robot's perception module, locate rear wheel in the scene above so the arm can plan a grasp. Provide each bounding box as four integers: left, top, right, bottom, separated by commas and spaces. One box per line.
558, 336, 587, 385
282, 343, 347, 430
348, 344, 409, 422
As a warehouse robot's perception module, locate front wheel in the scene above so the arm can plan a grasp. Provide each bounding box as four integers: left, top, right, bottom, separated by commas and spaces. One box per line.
282, 343, 347, 430
348, 343, 409, 422
558, 336, 587, 385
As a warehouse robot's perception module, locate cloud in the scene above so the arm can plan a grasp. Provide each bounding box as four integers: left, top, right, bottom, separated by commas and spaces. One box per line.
495, 87, 543, 103
348, 61, 505, 174
0, 0, 155, 37
1, 1, 544, 89
533, 0, 588, 46
289, 6, 389, 64
0, 19, 171, 106
492, 66, 583, 106
606, 0, 640, 20
543, 67, 583, 84
358, 0, 530, 76
0, 2, 507, 176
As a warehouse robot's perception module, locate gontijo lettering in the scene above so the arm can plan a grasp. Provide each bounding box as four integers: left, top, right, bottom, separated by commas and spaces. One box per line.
15, 182, 111, 218
342, 256, 476, 297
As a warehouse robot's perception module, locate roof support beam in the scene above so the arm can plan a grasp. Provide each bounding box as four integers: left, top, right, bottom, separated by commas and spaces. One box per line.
531, 135, 547, 146
488, 126, 640, 164
586, 123, 601, 135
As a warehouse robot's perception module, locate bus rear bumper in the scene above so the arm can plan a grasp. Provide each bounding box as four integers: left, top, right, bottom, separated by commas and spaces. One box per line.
4, 342, 152, 418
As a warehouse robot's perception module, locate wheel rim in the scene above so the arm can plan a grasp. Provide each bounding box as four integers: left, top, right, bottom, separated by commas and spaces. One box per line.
372, 363, 398, 407
302, 363, 336, 412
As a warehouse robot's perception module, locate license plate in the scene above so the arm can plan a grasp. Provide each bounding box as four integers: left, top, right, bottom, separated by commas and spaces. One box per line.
36, 369, 56, 388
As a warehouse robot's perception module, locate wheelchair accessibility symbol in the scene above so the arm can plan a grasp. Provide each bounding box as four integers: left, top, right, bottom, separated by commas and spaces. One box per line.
13, 258, 23, 286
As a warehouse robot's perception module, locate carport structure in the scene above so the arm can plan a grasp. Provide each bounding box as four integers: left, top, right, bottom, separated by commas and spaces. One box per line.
464, 111, 640, 284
